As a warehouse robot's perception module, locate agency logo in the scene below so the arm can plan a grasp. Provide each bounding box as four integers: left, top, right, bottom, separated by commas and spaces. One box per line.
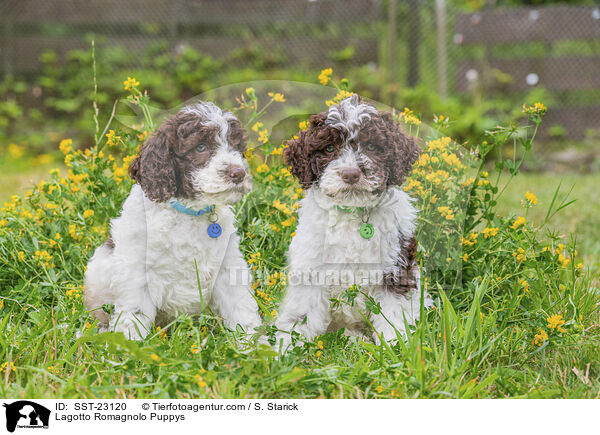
2, 401, 50, 433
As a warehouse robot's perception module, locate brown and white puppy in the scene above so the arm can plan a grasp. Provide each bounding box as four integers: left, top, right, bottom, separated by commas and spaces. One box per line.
274, 95, 432, 350
84, 102, 261, 340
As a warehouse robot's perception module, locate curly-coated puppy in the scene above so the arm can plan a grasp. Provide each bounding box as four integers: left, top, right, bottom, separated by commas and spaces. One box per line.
275, 95, 432, 350
84, 102, 261, 340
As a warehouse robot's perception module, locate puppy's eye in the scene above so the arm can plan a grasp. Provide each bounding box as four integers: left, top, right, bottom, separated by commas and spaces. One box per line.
325, 145, 335, 153
366, 143, 377, 151
196, 143, 207, 152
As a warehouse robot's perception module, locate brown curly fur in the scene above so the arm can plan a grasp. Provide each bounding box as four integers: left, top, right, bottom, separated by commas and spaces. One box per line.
129, 111, 247, 202
284, 110, 420, 191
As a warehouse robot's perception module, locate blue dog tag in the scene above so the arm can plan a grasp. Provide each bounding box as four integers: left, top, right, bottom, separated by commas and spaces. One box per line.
207, 223, 222, 238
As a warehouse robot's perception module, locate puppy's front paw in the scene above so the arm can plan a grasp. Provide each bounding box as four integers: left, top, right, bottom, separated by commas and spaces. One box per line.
110, 312, 151, 341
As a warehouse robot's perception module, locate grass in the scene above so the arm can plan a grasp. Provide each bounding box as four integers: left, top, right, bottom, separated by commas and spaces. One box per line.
495, 172, 600, 272
1, 161, 599, 398
1, 85, 599, 399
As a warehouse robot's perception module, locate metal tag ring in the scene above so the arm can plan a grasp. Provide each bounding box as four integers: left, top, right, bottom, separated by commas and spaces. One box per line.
208, 212, 219, 223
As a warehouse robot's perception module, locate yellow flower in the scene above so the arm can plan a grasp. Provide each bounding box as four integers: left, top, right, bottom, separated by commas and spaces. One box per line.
256, 163, 269, 174
400, 107, 421, 126
105, 130, 121, 146
7, 143, 24, 159
315, 350, 323, 358
59, 139, 73, 154
258, 129, 269, 144
518, 278, 530, 293
533, 329, 548, 347
521, 191, 538, 207
482, 227, 499, 238
270, 309, 277, 317
513, 248, 527, 262
194, 374, 208, 388
150, 353, 161, 362
123, 76, 140, 91
0, 300, 3, 310
547, 314, 566, 333
522, 102, 547, 116
245, 87, 255, 98
462, 253, 469, 262
268, 92, 286, 102
436, 206, 455, 221
1, 362, 16, 373
318, 68, 333, 85
17, 251, 26, 262
511, 216, 527, 230
317, 340, 324, 350
299, 120, 309, 131
375, 385, 384, 394
83, 209, 95, 219
281, 218, 294, 227
251, 122, 263, 132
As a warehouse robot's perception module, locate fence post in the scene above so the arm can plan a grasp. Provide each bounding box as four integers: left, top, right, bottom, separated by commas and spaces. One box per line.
435, 0, 448, 99
1, 1, 14, 77
407, 0, 421, 87
388, 0, 398, 104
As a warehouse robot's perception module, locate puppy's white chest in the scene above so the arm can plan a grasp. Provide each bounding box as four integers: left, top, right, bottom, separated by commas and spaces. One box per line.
322, 212, 383, 265
144, 212, 229, 315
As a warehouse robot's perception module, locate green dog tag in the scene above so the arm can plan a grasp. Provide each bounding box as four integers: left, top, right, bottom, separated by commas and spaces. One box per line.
359, 223, 374, 239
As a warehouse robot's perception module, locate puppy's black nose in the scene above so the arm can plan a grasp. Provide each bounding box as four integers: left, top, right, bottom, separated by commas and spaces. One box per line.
341, 168, 361, 185
227, 165, 246, 184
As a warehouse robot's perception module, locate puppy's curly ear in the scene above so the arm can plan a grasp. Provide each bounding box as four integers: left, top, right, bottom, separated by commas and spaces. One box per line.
382, 112, 420, 186
283, 113, 327, 189
129, 122, 178, 202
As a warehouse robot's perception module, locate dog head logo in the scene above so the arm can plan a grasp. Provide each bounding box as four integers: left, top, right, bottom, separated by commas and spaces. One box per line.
2, 401, 50, 432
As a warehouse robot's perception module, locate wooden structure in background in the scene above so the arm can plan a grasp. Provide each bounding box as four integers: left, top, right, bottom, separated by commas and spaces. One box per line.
455, 5, 600, 139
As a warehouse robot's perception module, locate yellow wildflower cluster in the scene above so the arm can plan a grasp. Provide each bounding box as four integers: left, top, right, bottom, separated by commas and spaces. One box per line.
533, 329, 548, 346
256, 163, 269, 174
1, 362, 16, 373
399, 107, 421, 126
194, 374, 207, 388
521, 191, 538, 207
318, 68, 333, 85
106, 130, 121, 146
190, 344, 200, 354
258, 129, 269, 144
462, 232, 479, 247
513, 248, 527, 262
437, 206, 455, 221
59, 138, 73, 154
69, 223, 83, 241
299, 120, 309, 131
482, 227, 499, 239
247, 252, 262, 270
123, 76, 140, 91
7, 143, 24, 159
547, 314, 566, 333
34, 250, 53, 269
65, 284, 83, 299
518, 278, 530, 293
268, 92, 286, 103
325, 90, 353, 107
522, 102, 547, 117
511, 216, 527, 230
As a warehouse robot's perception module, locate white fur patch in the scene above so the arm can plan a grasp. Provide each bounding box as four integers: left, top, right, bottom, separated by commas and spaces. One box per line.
325, 94, 378, 141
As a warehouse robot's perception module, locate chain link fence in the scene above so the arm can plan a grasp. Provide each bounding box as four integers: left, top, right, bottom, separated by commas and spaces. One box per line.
1, 0, 600, 140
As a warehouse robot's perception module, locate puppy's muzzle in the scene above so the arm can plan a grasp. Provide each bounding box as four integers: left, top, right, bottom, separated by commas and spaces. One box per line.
226, 165, 246, 184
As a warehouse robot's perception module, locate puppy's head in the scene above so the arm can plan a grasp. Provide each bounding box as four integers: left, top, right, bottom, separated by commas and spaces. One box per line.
284, 95, 420, 207
129, 102, 251, 205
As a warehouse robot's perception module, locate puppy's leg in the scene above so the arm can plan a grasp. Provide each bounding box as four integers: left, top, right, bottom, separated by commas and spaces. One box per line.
108, 263, 157, 340
210, 246, 261, 333
274, 284, 331, 352
84, 241, 116, 330
370, 286, 431, 345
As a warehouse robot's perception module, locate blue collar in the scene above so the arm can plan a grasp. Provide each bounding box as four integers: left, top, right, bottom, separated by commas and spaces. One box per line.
169, 200, 214, 217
